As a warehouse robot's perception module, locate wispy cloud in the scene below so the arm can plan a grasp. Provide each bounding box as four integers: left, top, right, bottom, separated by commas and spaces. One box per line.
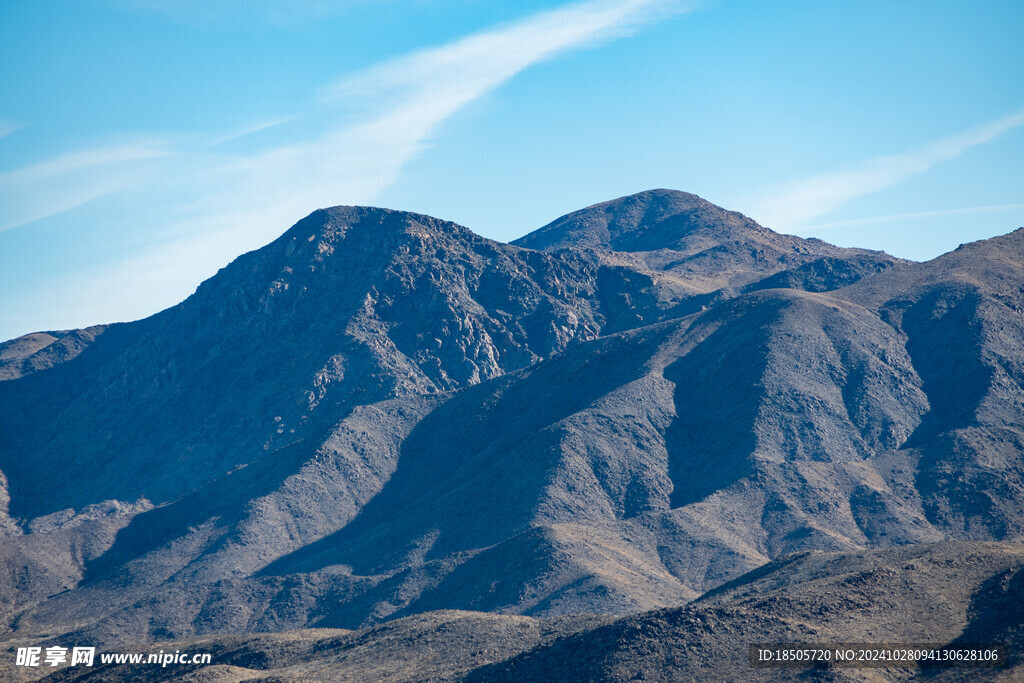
323, 0, 693, 109
0, 119, 24, 139
0, 0, 690, 340
307, 0, 695, 206
208, 116, 299, 147
801, 202, 1024, 233
0, 138, 174, 233
745, 107, 1024, 230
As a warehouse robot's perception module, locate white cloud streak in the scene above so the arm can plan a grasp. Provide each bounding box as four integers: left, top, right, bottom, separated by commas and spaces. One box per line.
0, 138, 174, 233
208, 116, 299, 147
801, 202, 1024, 233
324, 0, 692, 107
746, 107, 1024, 230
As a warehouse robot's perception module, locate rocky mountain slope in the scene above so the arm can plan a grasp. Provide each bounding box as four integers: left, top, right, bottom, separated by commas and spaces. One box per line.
473, 541, 1024, 682
1, 190, 1021, 665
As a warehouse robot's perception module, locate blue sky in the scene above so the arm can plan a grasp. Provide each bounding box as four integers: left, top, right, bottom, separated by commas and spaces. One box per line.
1, 0, 1023, 341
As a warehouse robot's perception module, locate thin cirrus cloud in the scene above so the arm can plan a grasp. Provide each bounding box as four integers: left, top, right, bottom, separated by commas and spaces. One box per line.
0, 138, 175, 233
0, 119, 23, 139
746, 106, 1024, 231
0, 0, 692, 341
801, 202, 1024, 232
207, 116, 300, 148
321, 0, 695, 127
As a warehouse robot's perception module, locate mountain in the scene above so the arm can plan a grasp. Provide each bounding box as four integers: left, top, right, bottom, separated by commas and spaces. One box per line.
0, 190, 1021, 665
0, 206, 606, 520
514, 189, 900, 330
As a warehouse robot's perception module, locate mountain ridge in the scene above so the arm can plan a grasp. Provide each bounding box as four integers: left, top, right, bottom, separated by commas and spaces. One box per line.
1, 190, 1021, 660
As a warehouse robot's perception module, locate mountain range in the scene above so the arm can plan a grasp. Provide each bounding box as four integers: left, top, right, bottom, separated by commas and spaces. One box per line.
1, 189, 1022, 680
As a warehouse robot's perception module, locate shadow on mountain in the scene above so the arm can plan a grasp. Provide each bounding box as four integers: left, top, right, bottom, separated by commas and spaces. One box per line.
662, 307, 769, 508
261, 324, 677, 578
896, 285, 991, 449
79, 435, 323, 585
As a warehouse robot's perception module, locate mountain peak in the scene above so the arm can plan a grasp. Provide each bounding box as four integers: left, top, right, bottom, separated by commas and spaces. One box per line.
189, 205, 485, 304
279, 204, 477, 248
512, 189, 769, 253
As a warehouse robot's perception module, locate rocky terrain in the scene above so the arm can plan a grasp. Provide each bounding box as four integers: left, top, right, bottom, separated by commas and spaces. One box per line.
1, 189, 1022, 679
474, 541, 1024, 682
24, 542, 1023, 682
0, 327, 106, 382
